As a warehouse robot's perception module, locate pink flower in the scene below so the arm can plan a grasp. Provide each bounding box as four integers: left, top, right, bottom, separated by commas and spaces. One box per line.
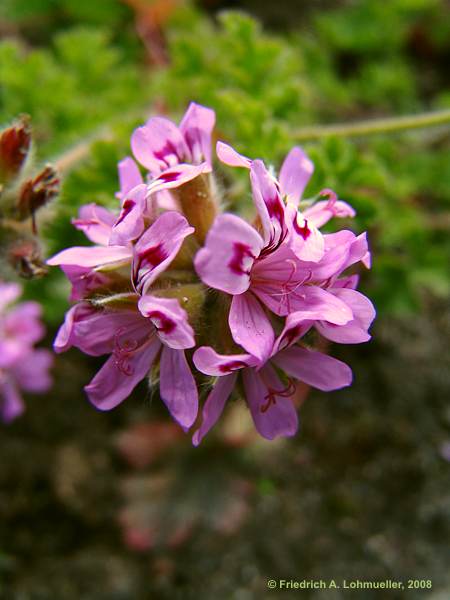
47, 202, 132, 299
131, 102, 215, 175
192, 310, 353, 444
0, 282, 52, 423
48, 208, 194, 299
108, 103, 216, 244
54, 295, 198, 430
195, 143, 373, 363
47, 103, 375, 444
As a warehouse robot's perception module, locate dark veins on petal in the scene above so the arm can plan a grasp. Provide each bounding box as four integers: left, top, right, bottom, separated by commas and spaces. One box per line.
266, 194, 284, 225
154, 140, 183, 165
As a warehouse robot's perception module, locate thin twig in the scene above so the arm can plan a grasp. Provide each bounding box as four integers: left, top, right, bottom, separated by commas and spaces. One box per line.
294, 109, 450, 141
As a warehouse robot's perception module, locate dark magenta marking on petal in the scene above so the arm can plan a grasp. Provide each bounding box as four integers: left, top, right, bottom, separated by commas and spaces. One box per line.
139, 243, 168, 268
228, 242, 255, 276
146, 310, 176, 334
115, 199, 136, 226
283, 324, 304, 348
154, 140, 182, 164
266, 194, 284, 225
157, 171, 181, 183
219, 360, 247, 373
293, 217, 311, 240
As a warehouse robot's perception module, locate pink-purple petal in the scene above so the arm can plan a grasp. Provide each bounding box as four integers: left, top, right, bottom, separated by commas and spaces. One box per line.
159, 346, 198, 430
216, 141, 251, 168
110, 184, 147, 246
132, 211, 194, 294
194, 213, 263, 295
192, 373, 237, 446
85, 340, 160, 411
117, 157, 143, 199
71, 203, 116, 246
243, 364, 298, 440
131, 117, 190, 173
279, 146, 314, 206
138, 295, 195, 350
0, 379, 25, 423
285, 203, 325, 263
229, 292, 274, 363
250, 159, 285, 247
273, 346, 353, 391
47, 245, 132, 268
179, 102, 215, 165
303, 199, 356, 228
316, 288, 376, 344
193, 346, 258, 376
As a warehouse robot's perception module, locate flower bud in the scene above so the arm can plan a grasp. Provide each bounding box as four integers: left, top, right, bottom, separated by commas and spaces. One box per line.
175, 174, 218, 244
0, 115, 31, 185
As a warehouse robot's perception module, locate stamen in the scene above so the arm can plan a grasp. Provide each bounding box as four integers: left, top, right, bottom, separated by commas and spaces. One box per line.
260, 377, 296, 413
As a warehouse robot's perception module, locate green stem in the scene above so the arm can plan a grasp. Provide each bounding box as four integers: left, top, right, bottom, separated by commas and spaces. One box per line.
294, 108, 450, 141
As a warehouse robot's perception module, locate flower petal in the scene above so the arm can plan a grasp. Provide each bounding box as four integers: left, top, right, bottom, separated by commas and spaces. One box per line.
250, 159, 285, 247
13, 349, 53, 393
273, 346, 353, 391
85, 340, 160, 411
243, 364, 298, 440
316, 288, 376, 344
229, 292, 274, 363
0, 379, 24, 423
146, 162, 211, 197
71, 203, 116, 246
194, 213, 263, 294
0, 282, 21, 312
54, 305, 146, 357
159, 346, 198, 430
279, 146, 314, 206
179, 102, 215, 165
216, 141, 251, 168
132, 211, 194, 294
117, 157, 143, 199
286, 286, 353, 323
47, 245, 132, 268
110, 184, 147, 246
303, 198, 356, 229
285, 203, 325, 262
61, 265, 110, 302
138, 295, 195, 350
192, 373, 237, 446
193, 346, 258, 376
131, 117, 189, 173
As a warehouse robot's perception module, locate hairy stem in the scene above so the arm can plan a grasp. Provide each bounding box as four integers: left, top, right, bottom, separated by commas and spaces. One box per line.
294, 108, 450, 141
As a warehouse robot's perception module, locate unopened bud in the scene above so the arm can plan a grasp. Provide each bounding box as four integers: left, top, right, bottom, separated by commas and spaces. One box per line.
0, 115, 31, 184
8, 239, 48, 279
18, 165, 59, 232
175, 174, 218, 244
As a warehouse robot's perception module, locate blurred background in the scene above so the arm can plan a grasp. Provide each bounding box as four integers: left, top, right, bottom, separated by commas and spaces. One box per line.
0, 0, 449, 598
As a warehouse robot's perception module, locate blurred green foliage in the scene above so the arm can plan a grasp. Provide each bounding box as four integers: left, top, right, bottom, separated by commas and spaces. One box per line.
0, 0, 449, 321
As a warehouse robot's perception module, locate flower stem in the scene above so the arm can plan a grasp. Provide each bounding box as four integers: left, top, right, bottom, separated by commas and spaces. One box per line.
294, 108, 450, 141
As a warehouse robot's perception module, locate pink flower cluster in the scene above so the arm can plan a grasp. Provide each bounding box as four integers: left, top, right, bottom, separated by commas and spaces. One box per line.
48, 103, 375, 443
0, 282, 53, 423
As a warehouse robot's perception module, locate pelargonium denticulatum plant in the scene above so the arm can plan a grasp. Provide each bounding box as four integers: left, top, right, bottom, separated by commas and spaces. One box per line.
0, 281, 53, 423
48, 102, 375, 443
